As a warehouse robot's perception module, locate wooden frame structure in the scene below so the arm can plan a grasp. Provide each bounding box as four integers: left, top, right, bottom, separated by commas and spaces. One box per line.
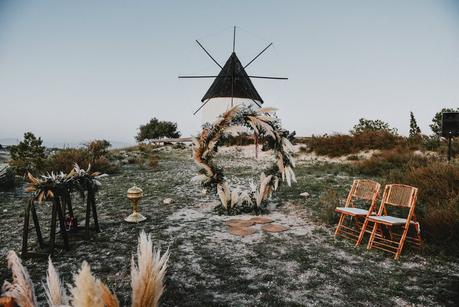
335, 179, 381, 245
366, 184, 422, 260
22, 186, 99, 258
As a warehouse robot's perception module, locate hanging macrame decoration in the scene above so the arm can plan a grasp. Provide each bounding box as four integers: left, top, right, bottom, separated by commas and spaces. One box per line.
192, 105, 296, 215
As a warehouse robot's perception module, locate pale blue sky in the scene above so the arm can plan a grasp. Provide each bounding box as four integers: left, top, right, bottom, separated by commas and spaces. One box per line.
0, 0, 458, 145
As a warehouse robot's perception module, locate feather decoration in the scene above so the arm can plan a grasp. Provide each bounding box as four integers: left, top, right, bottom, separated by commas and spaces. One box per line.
247, 116, 275, 138
2, 251, 37, 307
256, 107, 278, 113
131, 231, 169, 307
43, 257, 68, 307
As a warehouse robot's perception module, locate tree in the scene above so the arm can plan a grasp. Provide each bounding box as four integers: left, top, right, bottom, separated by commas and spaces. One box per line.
9, 132, 47, 175
430, 107, 459, 137
136, 118, 181, 142
409, 111, 421, 138
350, 118, 398, 135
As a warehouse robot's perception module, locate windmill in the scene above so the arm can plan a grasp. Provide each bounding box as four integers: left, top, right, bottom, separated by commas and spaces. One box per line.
179, 26, 287, 122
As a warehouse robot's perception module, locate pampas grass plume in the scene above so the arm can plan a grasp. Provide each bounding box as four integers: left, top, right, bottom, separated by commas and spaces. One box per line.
131, 231, 169, 307
43, 257, 68, 306
2, 250, 37, 307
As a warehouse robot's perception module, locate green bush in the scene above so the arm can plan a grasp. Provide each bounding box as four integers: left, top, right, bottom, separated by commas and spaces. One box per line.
136, 118, 181, 142
9, 132, 47, 175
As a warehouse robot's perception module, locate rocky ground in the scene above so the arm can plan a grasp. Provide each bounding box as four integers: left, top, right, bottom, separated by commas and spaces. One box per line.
1, 145, 458, 306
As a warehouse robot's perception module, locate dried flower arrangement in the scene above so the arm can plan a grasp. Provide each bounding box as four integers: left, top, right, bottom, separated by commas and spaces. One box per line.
25, 163, 107, 203
192, 105, 296, 215
1, 231, 169, 307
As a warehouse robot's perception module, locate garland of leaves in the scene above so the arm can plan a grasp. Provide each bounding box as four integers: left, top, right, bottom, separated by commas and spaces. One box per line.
25, 164, 107, 203
192, 105, 296, 215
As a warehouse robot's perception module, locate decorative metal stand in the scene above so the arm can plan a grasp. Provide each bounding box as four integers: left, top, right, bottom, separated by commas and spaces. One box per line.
21, 186, 100, 258
125, 185, 146, 223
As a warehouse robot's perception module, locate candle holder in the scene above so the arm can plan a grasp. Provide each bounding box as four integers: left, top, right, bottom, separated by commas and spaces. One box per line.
125, 185, 146, 223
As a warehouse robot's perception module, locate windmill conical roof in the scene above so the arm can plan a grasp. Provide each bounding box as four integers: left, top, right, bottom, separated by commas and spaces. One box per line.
201, 52, 263, 103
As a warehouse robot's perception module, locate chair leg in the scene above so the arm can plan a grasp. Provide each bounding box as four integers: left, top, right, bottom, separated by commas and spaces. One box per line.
367, 222, 379, 250
395, 224, 410, 260
356, 217, 370, 246
334, 213, 345, 237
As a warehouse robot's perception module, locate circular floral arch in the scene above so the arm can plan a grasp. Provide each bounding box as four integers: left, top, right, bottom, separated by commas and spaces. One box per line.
192, 106, 296, 215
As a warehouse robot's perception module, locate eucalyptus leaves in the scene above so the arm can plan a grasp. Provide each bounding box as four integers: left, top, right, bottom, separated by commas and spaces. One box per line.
192, 106, 296, 215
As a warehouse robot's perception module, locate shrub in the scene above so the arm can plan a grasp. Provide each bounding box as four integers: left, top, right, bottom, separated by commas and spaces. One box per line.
307, 131, 403, 157
85, 139, 111, 161
9, 132, 47, 175
350, 118, 398, 135
319, 188, 342, 224
148, 155, 159, 168
46, 146, 118, 174
390, 162, 459, 243
354, 147, 431, 177
308, 134, 354, 157
136, 118, 181, 142
46, 148, 91, 173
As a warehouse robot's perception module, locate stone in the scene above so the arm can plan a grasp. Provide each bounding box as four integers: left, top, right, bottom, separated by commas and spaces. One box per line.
225, 219, 256, 227
300, 192, 310, 198
249, 216, 273, 224
163, 198, 174, 205
262, 224, 289, 233
228, 226, 257, 237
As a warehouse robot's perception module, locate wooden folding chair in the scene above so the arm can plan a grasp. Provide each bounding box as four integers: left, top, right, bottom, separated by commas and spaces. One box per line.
334, 179, 381, 246
366, 184, 422, 260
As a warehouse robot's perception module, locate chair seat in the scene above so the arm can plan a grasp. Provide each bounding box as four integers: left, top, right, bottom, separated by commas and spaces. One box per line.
367, 215, 415, 225
335, 207, 370, 216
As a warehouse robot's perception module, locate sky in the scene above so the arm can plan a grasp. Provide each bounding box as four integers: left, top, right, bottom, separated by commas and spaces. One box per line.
0, 0, 458, 146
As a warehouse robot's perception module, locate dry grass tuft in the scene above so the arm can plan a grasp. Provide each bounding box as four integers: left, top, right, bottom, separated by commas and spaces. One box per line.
2, 251, 37, 307
131, 230, 169, 307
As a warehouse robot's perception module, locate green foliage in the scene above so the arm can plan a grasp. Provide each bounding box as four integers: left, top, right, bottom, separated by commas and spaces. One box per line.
430, 107, 459, 137
350, 118, 398, 135
409, 111, 421, 138
9, 132, 47, 175
136, 118, 181, 142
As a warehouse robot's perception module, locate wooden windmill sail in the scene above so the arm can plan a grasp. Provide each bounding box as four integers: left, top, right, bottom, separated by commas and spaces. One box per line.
179, 26, 287, 118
